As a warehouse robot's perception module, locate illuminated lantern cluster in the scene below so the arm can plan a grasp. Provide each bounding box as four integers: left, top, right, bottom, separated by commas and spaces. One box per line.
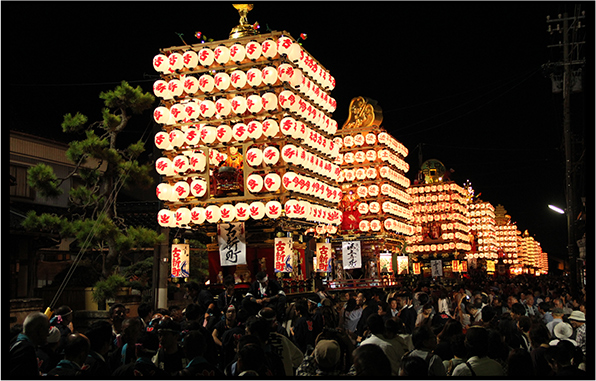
466, 202, 498, 259
153, 31, 341, 231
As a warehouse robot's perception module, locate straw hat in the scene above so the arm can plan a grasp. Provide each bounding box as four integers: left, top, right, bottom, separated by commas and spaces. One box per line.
568, 310, 585, 322
553, 322, 573, 340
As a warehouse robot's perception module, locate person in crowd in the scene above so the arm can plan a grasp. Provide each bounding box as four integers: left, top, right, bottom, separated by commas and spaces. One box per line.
466, 300, 483, 325
243, 271, 287, 321
109, 303, 128, 339
383, 318, 410, 355
216, 275, 241, 315
10, 311, 49, 378
377, 299, 389, 321
354, 291, 377, 343
175, 329, 224, 377
538, 301, 553, 324
415, 302, 434, 328
433, 318, 463, 361
83, 320, 113, 379
153, 317, 185, 375
360, 313, 404, 375
223, 334, 262, 376
442, 333, 467, 376
290, 298, 317, 354
400, 355, 429, 377
387, 297, 399, 319
568, 310, 586, 356
111, 331, 169, 378
316, 297, 339, 330
395, 291, 417, 334
400, 325, 445, 376
184, 279, 217, 327
295, 339, 344, 376
109, 317, 143, 370
212, 304, 239, 347
452, 326, 505, 376
523, 294, 539, 317
529, 323, 552, 378
244, 317, 288, 376
136, 302, 153, 329
546, 306, 564, 338
235, 341, 272, 376
168, 305, 184, 324
36, 325, 61, 374
549, 321, 577, 346
505, 295, 519, 313
553, 297, 572, 316
507, 347, 535, 377
517, 315, 532, 351
491, 295, 507, 316
352, 344, 392, 377
338, 296, 361, 344
47, 333, 90, 377
50, 305, 74, 355
546, 340, 586, 377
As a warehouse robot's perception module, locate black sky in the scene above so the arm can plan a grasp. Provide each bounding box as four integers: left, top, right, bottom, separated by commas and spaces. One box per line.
7, 1, 591, 263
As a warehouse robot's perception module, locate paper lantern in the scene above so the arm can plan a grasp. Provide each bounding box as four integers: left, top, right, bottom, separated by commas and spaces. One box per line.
190, 178, 207, 198
261, 66, 278, 85
183, 101, 201, 120
370, 220, 382, 231
169, 103, 188, 122
155, 157, 173, 175
156, 183, 172, 201
153, 106, 170, 124
358, 203, 369, 215
232, 123, 249, 142
297, 200, 310, 218
153, 80, 170, 98
245, 147, 263, 167
263, 173, 281, 191
246, 94, 263, 114
230, 70, 247, 89
277, 36, 293, 56
175, 207, 192, 226
198, 74, 215, 94
365, 150, 377, 162
173, 180, 190, 199
229, 43, 246, 63
188, 152, 206, 172
277, 63, 293, 82
246, 173, 264, 193
231, 96, 247, 115
213, 72, 231, 91
197, 47, 215, 67
246, 68, 263, 87
200, 125, 217, 144
235, 203, 250, 221
357, 186, 368, 198
282, 172, 298, 191
355, 168, 366, 180
343, 152, 354, 164
182, 50, 198, 68
245, 40, 262, 60
265, 200, 282, 219
158, 209, 175, 227
167, 52, 184, 72
369, 202, 381, 214
199, 99, 216, 119
182, 76, 199, 95
284, 199, 299, 218
172, 155, 190, 173
167, 79, 184, 98
215, 98, 232, 117
190, 207, 205, 224
289, 68, 304, 89
216, 124, 232, 143
168, 130, 185, 148
261, 38, 278, 59
368, 184, 379, 197
262, 146, 280, 165
154, 131, 170, 150
261, 92, 278, 112
248, 201, 265, 220
213, 45, 230, 64
281, 144, 297, 164
244, 121, 261, 140
353, 134, 365, 146
205, 205, 221, 223
220, 204, 237, 222
343, 135, 354, 147
358, 220, 370, 232
262, 119, 279, 138
287, 42, 302, 63
153, 54, 169, 73
279, 117, 296, 136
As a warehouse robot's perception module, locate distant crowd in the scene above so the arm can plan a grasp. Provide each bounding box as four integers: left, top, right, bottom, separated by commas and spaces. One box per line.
9, 272, 589, 378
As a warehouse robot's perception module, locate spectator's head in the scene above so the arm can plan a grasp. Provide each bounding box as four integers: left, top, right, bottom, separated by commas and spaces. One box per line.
184, 281, 200, 299
353, 344, 391, 377
525, 294, 535, 306
417, 292, 430, 305
481, 305, 496, 324
85, 320, 112, 355
53, 305, 73, 325
294, 299, 310, 316
121, 317, 143, 343
568, 310, 585, 328
412, 325, 437, 351
529, 323, 550, 347
517, 316, 532, 333
400, 355, 428, 377
507, 347, 535, 377
511, 303, 527, 318
237, 343, 267, 376
422, 302, 433, 315
255, 272, 269, 288
182, 329, 206, 359
345, 298, 357, 312
169, 305, 184, 323
388, 298, 398, 311
538, 301, 551, 314
437, 319, 463, 341
465, 326, 489, 358
157, 317, 181, 348
451, 334, 467, 359
23, 312, 50, 346
137, 303, 153, 321
551, 307, 564, 318
109, 303, 128, 323
355, 291, 368, 307
313, 339, 341, 372
245, 317, 271, 343
63, 333, 90, 366
377, 300, 388, 315
366, 313, 385, 335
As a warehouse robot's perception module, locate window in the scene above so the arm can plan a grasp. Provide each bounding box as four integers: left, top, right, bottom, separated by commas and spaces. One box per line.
9, 165, 35, 199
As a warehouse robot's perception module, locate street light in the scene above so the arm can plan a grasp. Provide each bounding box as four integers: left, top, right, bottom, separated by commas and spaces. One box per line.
548, 204, 566, 214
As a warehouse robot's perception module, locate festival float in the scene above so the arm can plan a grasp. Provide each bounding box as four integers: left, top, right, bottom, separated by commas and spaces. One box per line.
494, 204, 522, 276
405, 159, 472, 278
325, 97, 415, 289
152, 4, 342, 292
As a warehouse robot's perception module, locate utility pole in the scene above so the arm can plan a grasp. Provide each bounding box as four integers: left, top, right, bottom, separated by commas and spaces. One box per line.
545, 6, 585, 296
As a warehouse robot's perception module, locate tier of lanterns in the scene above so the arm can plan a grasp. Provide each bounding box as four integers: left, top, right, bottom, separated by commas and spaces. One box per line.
466, 201, 499, 260
153, 31, 343, 230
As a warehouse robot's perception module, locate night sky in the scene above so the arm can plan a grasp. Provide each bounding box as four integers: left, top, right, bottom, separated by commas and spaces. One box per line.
7, 2, 591, 264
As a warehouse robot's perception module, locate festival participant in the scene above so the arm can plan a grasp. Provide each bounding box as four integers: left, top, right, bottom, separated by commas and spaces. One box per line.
546, 307, 565, 338
83, 320, 113, 379
47, 333, 90, 377
352, 344, 392, 377
568, 310, 586, 356
111, 331, 169, 378
360, 313, 404, 375
451, 326, 505, 376
216, 275, 241, 315
395, 292, 417, 335
175, 330, 224, 377
400, 325, 446, 376
243, 271, 287, 321
153, 317, 185, 375
10, 312, 50, 378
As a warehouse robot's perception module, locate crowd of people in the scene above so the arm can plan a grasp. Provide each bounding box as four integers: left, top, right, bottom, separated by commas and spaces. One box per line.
9, 271, 589, 378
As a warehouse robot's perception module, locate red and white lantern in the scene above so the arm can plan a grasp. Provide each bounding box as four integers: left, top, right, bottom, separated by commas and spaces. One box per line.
370, 220, 382, 232
246, 68, 263, 87
282, 172, 298, 191
188, 153, 206, 172
173, 155, 190, 173
219, 204, 236, 222
261, 119, 279, 138
200, 125, 217, 144
182, 50, 198, 69
263, 173, 281, 191
199, 99, 216, 119
261, 93, 278, 112
277, 36, 293, 56
153, 106, 171, 124
183, 101, 201, 120
214, 98, 232, 117
235, 203, 250, 221
156, 183, 172, 201
175, 207, 192, 227
155, 157, 173, 175
231, 96, 247, 115
198, 47, 215, 67
229, 43, 246, 63
153, 54, 169, 73
182, 76, 199, 95
167, 53, 184, 73
169, 129, 185, 148
261, 38, 278, 59
230, 70, 247, 89
261, 66, 278, 85
190, 207, 205, 224
246, 174, 264, 193
284, 199, 299, 218
246, 120, 262, 140
158, 209, 175, 227
232, 123, 249, 142
213, 45, 230, 64
205, 205, 221, 223
216, 124, 233, 143
248, 201, 265, 220
265, 200, 282, 219
153, 80, 170, 98
262, 146, 280, 165
369, 202, 381, 214
169, 103, 188, 122
245, 147, 263, 167
246, 95, 263, 114
245, 40, 262, 61
213, 72, 231, 91
173, 180, 190, 199
198, 74, 215, 94
154, 131, 170, 150
368, 184, 380, 197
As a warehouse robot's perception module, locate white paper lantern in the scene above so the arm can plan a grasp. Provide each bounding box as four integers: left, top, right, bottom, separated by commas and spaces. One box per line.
214, 98, 232, 117
281, 144, 297, 164
153, 80, 170, 98
205, 205, 221, 223
235, 203, 251, 221
261, 38, 278, 59
231, 96, 247, 115
153, 54, 169, 73
182, 50, 198, 68
297, 200, 310, 218
355, 168, 366, 180
262, 146, 280, 165
245, 40, 262, 60
244, 121, 260, 141
154, 131, 170, 150
230, 70, 247, 89
167, 52, 184, 72
282, 172, 298, 191
220, 204, 236, 222
370, 220, 382, 231
232, 123, 249, 142
199, 99, 216, 119
198, 74, 215, 94
156, 183, 172, 201
169, 103, 188, 122
248, 201, 265, 220
261, 119, 279, 137
190, 207, 205, 224
246, 94, 263, 114
357, 186, 368, 198
213, 72, 231, 91
188, 152, 206, 172
216, 124, 232, 143
213, 45, 230, 64
278, 90, 297, 111
277, 36, 293, 56
277, 63, 293, 82
173, 180, 190, 199
155, 157, 172, 175
261, 93, 278, 112
168, 129, 185, 148
183, 101, 201, 120
246, 68, 263, 87
245, 147, 263, 167
172, 155, 190, 173
279, 117, 296, 136
158, 209, 175, 227
200, 125, 217, 144
287, 43, 302, 62
284, 199, 299, 218
369, 202, 381, 214
175, 207, 192, 226
167, 79, 184, 98
246, 173, 264, 193
182, 76, 199, 95
261, 66, 278, 85
198, 47, 215, 67
153, 106, 170, 124
263, 173, 281, 191
229, 43, 246, 63
358, 203, 369, 215
265, 200, 282, 219
368, 184, 380, 197
211, 150, 226, 166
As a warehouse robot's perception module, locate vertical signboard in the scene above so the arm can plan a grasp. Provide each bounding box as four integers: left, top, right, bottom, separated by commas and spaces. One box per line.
315, 243, 332, 272
218, 223, 246, 266
274, 237, 293, 272
171, 243, 190, 278
431, 259, 443, 277
396, 256, 409, 275
342, 241, 362, 270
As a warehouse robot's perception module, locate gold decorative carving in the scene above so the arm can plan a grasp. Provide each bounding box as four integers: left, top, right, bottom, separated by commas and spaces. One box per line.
342, 96, 383, 129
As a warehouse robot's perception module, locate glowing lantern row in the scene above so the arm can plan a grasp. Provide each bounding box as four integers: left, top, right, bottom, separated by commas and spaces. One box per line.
281, 172, 342, 203
280, 144, 339, 179
245, 173, 282, 193
358, 219, 414, 235
356, 200, 412, 220
155, 152, 207, 175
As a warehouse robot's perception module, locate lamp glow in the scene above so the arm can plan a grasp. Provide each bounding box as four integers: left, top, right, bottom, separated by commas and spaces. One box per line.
548, 204, 565, 214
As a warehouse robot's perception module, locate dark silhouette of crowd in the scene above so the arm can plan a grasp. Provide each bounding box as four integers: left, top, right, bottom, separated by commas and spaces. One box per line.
9, 272, 590, 378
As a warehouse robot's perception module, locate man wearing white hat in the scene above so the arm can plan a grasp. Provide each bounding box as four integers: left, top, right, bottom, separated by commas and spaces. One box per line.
549, 322, 577, 347
568, 310, 586, 356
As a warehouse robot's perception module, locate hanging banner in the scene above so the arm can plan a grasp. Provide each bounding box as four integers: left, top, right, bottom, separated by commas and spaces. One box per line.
171, 244, 190, 278
486, 261, 495, 272
379, 252, 393, 273
431, 259, 443, 277
218, 222, 247, 266
412, 262, 421, 275
396, 256, 409, 275
452, 260, 460, 273
315, 243, 332, 272
342, 241, 362, 269
274, 237, 293, 272
461, 260, 468, 273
